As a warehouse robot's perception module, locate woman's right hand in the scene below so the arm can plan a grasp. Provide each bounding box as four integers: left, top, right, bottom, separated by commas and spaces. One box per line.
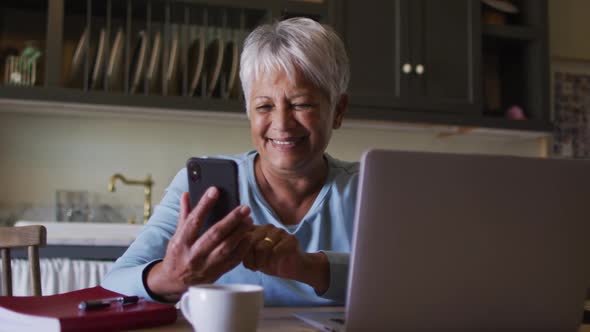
146, 187, 253, 301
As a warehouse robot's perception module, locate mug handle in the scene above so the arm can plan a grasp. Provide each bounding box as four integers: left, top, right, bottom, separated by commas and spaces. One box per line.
179, 292, 193, 324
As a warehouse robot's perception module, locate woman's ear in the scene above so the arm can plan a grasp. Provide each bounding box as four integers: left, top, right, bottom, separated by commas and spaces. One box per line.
332, 94, 349, 129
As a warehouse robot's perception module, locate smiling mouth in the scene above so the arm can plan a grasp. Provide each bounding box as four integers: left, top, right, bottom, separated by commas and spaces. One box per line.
268, 137, 306, 147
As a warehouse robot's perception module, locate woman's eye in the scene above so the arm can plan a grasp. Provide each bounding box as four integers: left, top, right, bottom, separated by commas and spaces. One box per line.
255, 105, 273, 112
293, 103, 313, 110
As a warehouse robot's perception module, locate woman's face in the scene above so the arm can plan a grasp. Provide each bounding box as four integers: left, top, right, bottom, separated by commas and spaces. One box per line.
248, 69, 346, 174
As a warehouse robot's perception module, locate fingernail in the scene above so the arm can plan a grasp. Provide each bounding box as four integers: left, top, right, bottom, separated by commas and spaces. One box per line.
207, 187, 218, 198
239, 205, 250, 215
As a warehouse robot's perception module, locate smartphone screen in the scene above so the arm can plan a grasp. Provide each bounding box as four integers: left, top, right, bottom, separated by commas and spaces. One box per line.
186, 157, 239, 236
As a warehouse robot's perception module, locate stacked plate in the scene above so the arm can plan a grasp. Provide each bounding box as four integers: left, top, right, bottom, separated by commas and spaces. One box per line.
68, 25, 243, 98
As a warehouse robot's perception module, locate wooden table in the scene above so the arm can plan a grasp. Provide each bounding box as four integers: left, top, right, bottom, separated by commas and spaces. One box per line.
134, 307, 590, 332
134, 307, 339, 331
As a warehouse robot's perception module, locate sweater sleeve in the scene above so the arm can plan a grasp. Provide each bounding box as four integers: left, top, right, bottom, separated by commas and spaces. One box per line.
101, 169, 187, 301
315, 158, 358, 304
318, 251, 349, 304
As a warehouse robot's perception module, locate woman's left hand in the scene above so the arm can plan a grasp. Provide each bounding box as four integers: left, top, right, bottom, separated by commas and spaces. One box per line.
242, 224, 330, 294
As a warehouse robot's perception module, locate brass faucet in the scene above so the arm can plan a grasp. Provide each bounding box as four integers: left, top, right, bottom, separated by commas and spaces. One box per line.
108, 173, 154, 224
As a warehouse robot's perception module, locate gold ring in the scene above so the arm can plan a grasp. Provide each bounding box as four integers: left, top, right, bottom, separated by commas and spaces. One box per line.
263, 237, 274, 245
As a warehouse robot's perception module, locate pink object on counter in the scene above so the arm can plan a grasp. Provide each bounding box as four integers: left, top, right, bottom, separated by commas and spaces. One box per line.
505, 105, 527, 120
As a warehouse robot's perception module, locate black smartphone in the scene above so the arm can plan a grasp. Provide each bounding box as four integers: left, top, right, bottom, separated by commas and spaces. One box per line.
186, 157, 240, 236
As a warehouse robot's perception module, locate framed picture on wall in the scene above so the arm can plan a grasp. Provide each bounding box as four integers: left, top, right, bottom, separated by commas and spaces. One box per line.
551, 58, 590, 158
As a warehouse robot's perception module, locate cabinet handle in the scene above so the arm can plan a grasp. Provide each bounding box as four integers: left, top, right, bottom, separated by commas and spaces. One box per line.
415, 64, 425, 75
402, 63, 413, 74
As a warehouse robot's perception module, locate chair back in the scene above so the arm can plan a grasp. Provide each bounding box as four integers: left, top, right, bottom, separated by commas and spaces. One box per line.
0, 225, 47, 296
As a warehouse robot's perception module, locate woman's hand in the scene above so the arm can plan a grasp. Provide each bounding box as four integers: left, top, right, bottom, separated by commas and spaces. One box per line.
243, 224, 330, 294
146, 188, 253, 301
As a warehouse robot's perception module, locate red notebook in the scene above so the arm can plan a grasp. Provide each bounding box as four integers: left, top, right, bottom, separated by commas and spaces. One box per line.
0, 286, 177, 332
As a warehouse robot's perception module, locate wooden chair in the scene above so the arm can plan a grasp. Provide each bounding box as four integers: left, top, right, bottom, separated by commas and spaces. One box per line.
0, 225, 47, 296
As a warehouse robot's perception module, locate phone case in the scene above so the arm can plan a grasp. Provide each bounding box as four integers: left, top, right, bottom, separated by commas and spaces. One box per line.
186, 158, 239, 236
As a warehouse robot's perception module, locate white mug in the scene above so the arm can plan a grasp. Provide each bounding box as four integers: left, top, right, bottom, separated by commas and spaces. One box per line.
179, 284, 264, 332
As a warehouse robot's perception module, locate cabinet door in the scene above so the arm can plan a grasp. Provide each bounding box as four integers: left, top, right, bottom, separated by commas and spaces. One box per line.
341, 0, 409, 108
409, 0, 479, 113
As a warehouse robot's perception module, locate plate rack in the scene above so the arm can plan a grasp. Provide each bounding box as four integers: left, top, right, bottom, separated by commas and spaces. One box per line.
0, 0, 331, 113
63, 0, 270, 100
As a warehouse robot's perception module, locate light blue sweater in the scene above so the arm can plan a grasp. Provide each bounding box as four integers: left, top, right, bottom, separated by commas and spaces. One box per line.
102, 151, 359, 306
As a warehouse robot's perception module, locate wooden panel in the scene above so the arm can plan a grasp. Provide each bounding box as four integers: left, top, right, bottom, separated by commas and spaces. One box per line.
1, 248, 12, 296
414, 0, 477, 110
342, 0, 408, 108
28, 245, 42, 296
0, 225, 47, 248
45, 0, 64, 87
0, 226, 46, 296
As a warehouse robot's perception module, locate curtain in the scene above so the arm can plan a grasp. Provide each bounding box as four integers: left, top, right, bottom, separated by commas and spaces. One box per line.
1, 258, 113, 296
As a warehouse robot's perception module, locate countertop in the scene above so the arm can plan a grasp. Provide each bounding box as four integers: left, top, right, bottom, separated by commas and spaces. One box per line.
14, 221, 144, 246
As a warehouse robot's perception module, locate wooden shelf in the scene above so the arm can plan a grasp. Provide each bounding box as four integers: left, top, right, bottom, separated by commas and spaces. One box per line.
482, 24, 540, 41
0, 85, 244, 114
347, 105, 552, 133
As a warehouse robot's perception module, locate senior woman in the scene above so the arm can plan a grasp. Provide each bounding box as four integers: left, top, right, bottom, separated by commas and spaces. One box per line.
102, 17, 358, 306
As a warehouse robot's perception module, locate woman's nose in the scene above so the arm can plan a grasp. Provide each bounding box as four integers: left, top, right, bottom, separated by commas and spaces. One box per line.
272, 106, 297, 130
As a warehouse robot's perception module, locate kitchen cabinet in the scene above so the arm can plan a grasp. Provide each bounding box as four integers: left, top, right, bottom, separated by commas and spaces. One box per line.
0, 0, 330, 113
337, 0, 405, 109
0, 0, 550, 131
408, 0, 477, 113
334, 0, 550, 131
479, 1, 550, 130
340, 0, 477, 113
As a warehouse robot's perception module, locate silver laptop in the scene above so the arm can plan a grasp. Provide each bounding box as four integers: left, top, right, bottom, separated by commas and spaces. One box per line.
296, 149, 590, 331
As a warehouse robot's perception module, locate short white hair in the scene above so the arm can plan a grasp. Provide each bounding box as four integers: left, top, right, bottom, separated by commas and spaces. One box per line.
239, 17, 350, 113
